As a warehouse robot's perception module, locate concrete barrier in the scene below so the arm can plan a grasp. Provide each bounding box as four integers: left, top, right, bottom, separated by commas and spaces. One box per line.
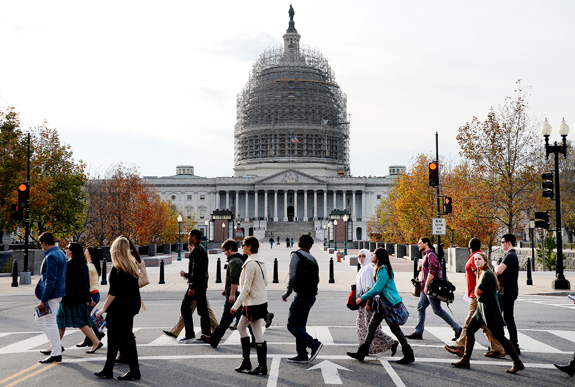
408, 245, 421, 261
143, 255, 173, 267
448, 247, 467, 273
395, 244, 406, 258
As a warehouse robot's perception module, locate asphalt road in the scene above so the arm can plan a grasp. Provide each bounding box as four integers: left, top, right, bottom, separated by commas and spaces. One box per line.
1, 290, 574, 387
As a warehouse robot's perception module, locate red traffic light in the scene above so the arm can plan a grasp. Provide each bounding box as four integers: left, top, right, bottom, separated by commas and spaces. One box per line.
18, 183, 27, 192
429, 162, 439, 187
429, 162, 438, 171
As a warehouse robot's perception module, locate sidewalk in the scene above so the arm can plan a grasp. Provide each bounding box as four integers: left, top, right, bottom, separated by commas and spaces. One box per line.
2, 243, 574, 297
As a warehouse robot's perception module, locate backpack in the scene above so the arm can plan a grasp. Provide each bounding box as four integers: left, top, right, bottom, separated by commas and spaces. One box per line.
293, 251, 319, 295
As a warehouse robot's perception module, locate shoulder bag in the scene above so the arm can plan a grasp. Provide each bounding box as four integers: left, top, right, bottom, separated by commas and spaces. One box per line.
347, 284, 359, 310
428, 276, 455, 304
375, 295, 409, 325
137, 261, 150, 288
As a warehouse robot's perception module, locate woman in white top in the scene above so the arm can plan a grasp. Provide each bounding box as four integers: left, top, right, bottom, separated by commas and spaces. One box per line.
355, 249, 398, 356
76, 247, 104, 347
231, 236, 268, 375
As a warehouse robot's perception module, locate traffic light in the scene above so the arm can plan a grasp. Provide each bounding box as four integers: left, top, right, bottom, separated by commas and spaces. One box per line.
17, 183, 29, 210
534, 211, 550, 230
10, 203, 23, 220
542, 172, 554, 199
443, 196, 453, 214
429, 162, 439, 187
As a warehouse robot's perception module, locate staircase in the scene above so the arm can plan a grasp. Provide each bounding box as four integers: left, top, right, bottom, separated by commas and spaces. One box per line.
264, 221, 316, 240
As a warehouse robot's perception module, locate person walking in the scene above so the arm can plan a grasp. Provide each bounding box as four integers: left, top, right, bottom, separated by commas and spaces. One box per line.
451, 252, 524, 374
269, 237, 274, 249
94, 236, 142, 380
492, 233, 520, 354
76, 247, 105, 348
201, 239, 244, 348
445, 238, 504, 358
36, 232, 67, 364
354, 248, 397, 356
347, 248, 414, 364
286, 237, 290, 248
56, 242, 102, 354
178, 229, 211, 343
231, 236, 268, 375
282, 234, 323, 364
407, 238, 461, 340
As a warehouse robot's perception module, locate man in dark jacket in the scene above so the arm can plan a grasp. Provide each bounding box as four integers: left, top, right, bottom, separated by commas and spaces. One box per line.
282, 234, 322, 364
201, 239, 244, 348
179, 229, 210, 343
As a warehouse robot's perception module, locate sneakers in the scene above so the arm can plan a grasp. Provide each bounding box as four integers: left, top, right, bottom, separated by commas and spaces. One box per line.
176, 336, 194, 344
229, 323, 238, 331
163, 330, 177, 339
406, 332, 423, 340
287, 355, 309, 364
265, 313, 275, 329
309, 341, 323, 362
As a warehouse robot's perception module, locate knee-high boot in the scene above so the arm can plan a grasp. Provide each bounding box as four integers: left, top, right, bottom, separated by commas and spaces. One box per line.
235, 337, 252, 373
503, 340, 524, 374
347, 343, 370, 362
390, 324, 414, 364
452, 336, 474, 369
248, 342, 267, 375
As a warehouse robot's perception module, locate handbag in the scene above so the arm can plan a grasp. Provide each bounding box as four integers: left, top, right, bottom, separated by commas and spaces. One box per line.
428, 276, 455, 304
375, 295, 409, 326
347, 284, 359, 310
411, 279, 421, 298
137, 261, 150, 288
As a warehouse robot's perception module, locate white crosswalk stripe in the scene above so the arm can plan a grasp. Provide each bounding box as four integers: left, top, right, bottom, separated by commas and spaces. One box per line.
424, 326, 487, 350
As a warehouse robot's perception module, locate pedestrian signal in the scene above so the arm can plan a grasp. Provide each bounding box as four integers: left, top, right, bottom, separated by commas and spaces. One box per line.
534, 211, 550, 230
429, 162, 439, 187
443, 197, 453, 214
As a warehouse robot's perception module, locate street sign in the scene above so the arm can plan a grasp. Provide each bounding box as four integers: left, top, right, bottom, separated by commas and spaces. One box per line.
432, 218, 446, 235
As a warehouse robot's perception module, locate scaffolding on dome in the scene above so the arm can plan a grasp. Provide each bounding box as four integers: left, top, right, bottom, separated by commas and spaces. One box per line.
234, 44, 350, 175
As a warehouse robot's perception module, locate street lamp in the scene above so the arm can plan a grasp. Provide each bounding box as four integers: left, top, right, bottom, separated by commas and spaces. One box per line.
327, 222, 332, 248
323, 225, 327, 247
334, 220, 338, 250
541, 117, 570, 290
343, 214, 349, 256
222, 222, 226, 242
204, 220, 209, 249
177, 214, 183, 261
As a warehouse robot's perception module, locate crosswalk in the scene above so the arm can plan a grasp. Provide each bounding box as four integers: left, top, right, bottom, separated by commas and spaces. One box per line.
517, 295, 575, 310
0, 325, 573, 356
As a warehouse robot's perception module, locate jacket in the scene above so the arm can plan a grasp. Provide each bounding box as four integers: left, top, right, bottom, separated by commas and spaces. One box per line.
361, 266, 402, 306
40, 246, 67, 303
232, 254, 268, 309
186, 243, 209, 290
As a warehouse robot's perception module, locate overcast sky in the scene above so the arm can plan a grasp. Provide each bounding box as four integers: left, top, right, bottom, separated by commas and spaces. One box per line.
1, 1, 574, 178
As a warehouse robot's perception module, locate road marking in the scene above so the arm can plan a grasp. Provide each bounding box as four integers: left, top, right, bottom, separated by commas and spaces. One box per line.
266, 356, 281, 387
307, 360, 350, 384
379, 359, 406, 387
3, 363, 58, 387
515, 331, 562, 353
424, 327, 487, 350
0, 334, 48, 355
308, 326, 334, 345
548, 329, 575, 344
148, 334, 176, 346
0, 364, 42, 385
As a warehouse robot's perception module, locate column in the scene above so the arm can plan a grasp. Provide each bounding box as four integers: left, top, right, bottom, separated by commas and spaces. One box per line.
343, 191, 346, 212
323, 190, 327, 219
235, 191, 239, 219
218, 191, 221, 210
264, 190, 268, 220
304, 190, 308, 221
283, 190, 288, 221
333, 190, 337, 210
361, 192, 367, 221
313, 190, 318, 220
294, 190, 298, 221
244, 191, 249, 221
274, 190, 278, 221
225, 191, 229, 210
352, 191, 357, 221
255, 190, 259, 220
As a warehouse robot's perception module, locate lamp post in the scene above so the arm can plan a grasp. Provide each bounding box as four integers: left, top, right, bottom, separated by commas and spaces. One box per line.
323, 225, 327, 248
177, 214, 182, 261
327, 222, 332, 248
222, 222, 226, 242
541, 118, 570, 290
204, 220, 209, 249
343, 214, 349, 256
334, 220, 338, 250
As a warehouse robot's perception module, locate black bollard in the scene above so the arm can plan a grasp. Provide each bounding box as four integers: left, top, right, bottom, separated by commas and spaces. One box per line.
216, 258, 222, 283
273, 258, 279, 283
101, 256, 108, 285
159, 259, 165, 284
413, 257, 419, 280
11, 259, 18, 287
526, 257, 533, 285
329, 257, 335, 283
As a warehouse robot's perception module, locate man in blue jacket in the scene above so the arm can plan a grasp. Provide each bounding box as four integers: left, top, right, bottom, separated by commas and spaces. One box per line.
36, 232, 67, 363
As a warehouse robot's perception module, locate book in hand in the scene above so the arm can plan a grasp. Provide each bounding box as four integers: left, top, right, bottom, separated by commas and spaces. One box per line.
34, 303, 52, 317
91, 309, 107, 332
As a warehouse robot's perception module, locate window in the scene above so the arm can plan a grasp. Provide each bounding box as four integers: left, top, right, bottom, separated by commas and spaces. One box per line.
186, 209, 192, 218
377, 195, 382, 200
200, 195, 206, 200
200, 208, 206, 219
187, 195, 192, 200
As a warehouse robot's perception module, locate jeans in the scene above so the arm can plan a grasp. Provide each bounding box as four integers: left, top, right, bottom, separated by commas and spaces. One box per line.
35, 297, 62, 356
501, 295, 518, 348
287, 294, 319, 357
414, 292, 460, 335
210, 298, 236, 346
181, 288, 211, 338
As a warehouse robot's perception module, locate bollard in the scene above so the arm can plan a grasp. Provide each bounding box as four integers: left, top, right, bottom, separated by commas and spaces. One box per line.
216, 258, 222, 283
413, 257, 419, 280
101, 257, 108, 285
159, 259, 165, 284
273, 258, 279, 283
526, 257, 533, 285
329, 257, 335, 283
337, 251, 341, 263
11, 259, 18, 287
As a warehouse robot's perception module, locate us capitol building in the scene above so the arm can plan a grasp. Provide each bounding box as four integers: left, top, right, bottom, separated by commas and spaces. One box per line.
145, 7, 404, 244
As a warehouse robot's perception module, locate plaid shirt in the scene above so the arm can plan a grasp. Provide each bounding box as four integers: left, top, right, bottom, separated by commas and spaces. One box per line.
421, 249, 441, 291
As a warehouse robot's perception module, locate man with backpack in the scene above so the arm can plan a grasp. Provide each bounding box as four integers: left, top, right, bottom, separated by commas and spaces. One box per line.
282, 234, 322, 364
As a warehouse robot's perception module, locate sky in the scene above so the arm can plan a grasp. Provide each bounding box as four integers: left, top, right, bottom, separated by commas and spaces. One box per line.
1, 0, 574, 178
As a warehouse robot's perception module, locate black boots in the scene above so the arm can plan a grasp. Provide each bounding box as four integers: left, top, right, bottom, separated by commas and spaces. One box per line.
248, 342, 268, 375
347, 343, 369, 362
554, 355, 575, 377
396, 344, 414, 364
235, 337, 252, 373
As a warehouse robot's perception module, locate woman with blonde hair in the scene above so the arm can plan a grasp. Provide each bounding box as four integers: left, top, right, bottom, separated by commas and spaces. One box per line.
452, 252, 524, 374
95, 236, 141, 380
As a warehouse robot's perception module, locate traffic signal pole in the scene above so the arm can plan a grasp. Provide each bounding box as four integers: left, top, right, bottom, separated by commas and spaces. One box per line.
20, 133, 31, 285
435, 132, 447, 279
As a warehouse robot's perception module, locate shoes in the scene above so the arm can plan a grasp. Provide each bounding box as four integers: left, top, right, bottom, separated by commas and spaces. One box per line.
229, 323, 238, 331
309, 342, 323, 362
506, 361, 525, 374
406, 332, 423, 340
452, 327, 462, 341
117, 370, 141, 380
445, 345, 464, 357
554, 363, 575, 377
177, 336, 194, 344
451, 358, 470, 369
86, 342, 103, 354
391, 341, 399, 357
265, 313, 275, 329
200, 334, 211, 344
40, 346, 64, 355
395, 345, 415, 364
287, 355, 309, 364
195, 337, 205, 343
162, 330, 177, 339
484, 350, 505, 358
39, 355, 62, 364
94, 370, 113, 379
76, 337, 91, 348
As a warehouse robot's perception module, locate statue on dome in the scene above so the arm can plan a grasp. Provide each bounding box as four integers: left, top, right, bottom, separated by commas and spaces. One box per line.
289, 5, 294, 21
